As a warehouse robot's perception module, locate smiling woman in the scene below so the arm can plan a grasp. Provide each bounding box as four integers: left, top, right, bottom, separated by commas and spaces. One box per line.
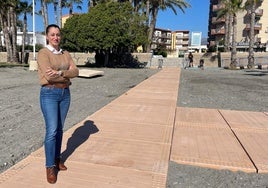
37, 24, 79, 184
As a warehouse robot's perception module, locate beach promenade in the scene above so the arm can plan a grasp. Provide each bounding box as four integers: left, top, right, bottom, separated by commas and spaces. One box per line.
0, 68, 268, 187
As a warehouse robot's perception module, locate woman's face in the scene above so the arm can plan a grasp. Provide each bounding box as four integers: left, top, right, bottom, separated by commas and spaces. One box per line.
46, 27, 61, 49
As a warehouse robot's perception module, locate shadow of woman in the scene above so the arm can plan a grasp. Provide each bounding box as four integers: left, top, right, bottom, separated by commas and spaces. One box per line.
61, 120, 99, 162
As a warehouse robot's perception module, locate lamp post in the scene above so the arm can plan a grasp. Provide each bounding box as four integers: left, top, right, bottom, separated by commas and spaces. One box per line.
29, 0, 37, 71
32, 0, 36, 60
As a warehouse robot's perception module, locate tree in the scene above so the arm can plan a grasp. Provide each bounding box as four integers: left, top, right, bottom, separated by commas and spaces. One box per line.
223, 12, 232, 52
62, 0, 83, 15
59, 0, 62, 27
217, 0, 232, 52
245, 0, 262, 69
146, 0, 190, 52
220, 0, 244, 69
0, 0, 20, 63
38, 0, 49, 33
61, 1, 147, 67
52, 0, 59, 26
17, 1, 32, 63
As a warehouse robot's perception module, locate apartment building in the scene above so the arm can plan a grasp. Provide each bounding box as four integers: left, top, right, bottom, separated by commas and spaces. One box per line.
172, 30, 190, 53
151, 28, 172, 50
152, 28, 190, 53
208, 0, 268, 51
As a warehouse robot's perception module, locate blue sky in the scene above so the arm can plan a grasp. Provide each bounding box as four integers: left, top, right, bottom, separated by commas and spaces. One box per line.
156, 0, 210, 37
26, 0, 209, 37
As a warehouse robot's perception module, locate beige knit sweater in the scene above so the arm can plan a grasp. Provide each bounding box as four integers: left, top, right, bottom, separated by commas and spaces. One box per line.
37, 48, 79, 86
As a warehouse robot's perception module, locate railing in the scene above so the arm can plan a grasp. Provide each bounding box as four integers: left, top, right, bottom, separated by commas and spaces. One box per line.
212, 4, 225, 12
212, 17, 225, 24
211, 28, 225, 35
245, 23, 262, 30
247, 9, 263, 17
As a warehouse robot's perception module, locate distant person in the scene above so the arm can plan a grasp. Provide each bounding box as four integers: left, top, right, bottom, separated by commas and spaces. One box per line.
198, 59, 204, 70
37, 24, 79, 184
188, 52, 194, 67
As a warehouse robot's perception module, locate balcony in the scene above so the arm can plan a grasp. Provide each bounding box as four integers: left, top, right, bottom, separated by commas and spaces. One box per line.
247, 9, 263, 17
161, 34, 172, 38
212, 17, 225, 24
209, 41, 216, 46
211, 28, 225, 35
255, 9, 263, 17
244, 23, 262, 31
212, 4, 225, 12
176, 35, 189, 40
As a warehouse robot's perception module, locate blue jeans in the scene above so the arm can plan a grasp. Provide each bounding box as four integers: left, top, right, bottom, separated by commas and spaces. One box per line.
40, 86, 70, 167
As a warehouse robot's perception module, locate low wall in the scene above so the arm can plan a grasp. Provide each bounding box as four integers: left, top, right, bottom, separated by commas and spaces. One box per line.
3, 51, 267, 68
220, 52, 268, 68
0, 52, 153, 66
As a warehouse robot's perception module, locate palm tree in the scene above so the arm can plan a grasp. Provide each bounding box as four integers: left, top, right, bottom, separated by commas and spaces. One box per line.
217, 0, 231, 52
17, 1, 32, 64
10, 1, 19, 63
223, 12, 232, 52
62, 0, 83, 15
0, 0, 12, 61
220, 0, 244, 69
59, 0, 62, 27
39, 0, 49, 33
146, 0, 191, 52
245, 0, 262, 69
52, 0, 59, 25
0, 0, 20, 63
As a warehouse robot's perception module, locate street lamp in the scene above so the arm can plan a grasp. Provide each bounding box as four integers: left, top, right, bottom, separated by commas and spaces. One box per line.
29, 0, 37, 71
32, 0, 36, 60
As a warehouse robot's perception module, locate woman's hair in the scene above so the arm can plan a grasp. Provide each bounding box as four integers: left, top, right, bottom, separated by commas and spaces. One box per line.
46, 24, 60, 44
46, 24, 60, 35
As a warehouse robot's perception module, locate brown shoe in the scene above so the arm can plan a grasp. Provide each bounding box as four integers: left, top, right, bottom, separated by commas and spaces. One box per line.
55, 158, 67, 171
46, 167, 57, 184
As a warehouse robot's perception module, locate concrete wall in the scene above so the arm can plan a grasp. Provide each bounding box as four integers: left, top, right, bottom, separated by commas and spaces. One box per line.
2, 51, 266, 68
0, 52, 153, 66
220, 52, 268, 67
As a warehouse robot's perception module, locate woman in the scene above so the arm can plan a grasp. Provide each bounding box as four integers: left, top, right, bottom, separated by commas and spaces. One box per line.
37, 24, 79, 184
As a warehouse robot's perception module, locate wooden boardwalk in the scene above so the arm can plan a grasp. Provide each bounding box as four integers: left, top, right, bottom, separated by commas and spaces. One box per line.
1, 68, 268, 187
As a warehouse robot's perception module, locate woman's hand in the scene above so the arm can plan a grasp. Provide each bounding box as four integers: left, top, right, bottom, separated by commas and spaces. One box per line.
46, 67, 59, 77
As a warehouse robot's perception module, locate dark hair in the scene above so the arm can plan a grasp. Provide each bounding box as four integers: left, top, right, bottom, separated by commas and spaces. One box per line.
46, 24, 60, 35
46, 24, 60, 45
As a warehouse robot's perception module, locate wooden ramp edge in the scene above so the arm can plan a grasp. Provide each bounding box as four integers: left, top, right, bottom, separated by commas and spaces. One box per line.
171, 107, 256, 173
220, 109, 268, 173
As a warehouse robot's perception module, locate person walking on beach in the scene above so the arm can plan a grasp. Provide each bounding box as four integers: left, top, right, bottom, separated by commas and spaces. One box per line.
188, 52, 194, 67
37, 24, 79, 184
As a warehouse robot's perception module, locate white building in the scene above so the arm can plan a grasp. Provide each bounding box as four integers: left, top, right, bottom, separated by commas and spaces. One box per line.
0, 31, 46, 47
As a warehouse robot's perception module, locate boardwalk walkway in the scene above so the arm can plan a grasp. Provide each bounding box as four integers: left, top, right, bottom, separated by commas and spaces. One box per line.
1, 68, 268, 187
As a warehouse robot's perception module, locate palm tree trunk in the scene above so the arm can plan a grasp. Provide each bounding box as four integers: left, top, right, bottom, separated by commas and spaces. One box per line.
53, 1, 58, 26
2, 24, 12, 62
21, 13, 27, 64
41, 0, 49, 33
227, 14, 232, 51
146, 6, 158, 53
224, 13, 232, 52
59, 0, 62, 27
224, 13, 229, 52
0, 12, 5, 51
248, 5, 255, 69
10, 6, 18, 63
145, 0, 150, 26
230, 13, 237, 69
69, 3, 73, 15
